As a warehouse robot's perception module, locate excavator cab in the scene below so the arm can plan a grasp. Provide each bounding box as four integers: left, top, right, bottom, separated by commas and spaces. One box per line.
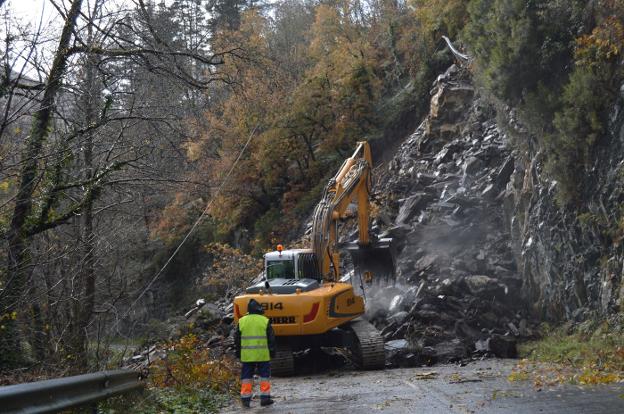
263, 249, 321, 281
245, 249, 323, 295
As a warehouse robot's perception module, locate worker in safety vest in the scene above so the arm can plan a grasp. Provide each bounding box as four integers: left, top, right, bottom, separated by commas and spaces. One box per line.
235, 298, 276, 408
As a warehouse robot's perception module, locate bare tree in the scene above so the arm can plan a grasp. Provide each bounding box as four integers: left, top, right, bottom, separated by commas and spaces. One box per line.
0, 0, 245, 371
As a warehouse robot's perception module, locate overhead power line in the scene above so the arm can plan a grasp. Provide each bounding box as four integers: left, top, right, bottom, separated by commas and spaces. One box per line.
113, 125, 258, 331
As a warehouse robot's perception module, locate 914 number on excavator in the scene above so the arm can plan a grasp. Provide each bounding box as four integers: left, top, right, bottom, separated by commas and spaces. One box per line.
260, 302, 283, 311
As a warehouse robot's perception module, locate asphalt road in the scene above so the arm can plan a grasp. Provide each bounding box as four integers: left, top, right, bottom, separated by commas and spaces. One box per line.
220, 359, 624, 413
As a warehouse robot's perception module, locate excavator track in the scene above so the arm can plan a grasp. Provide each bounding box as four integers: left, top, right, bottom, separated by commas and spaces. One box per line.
349, 319, 385, 370
271, 343, 295, 377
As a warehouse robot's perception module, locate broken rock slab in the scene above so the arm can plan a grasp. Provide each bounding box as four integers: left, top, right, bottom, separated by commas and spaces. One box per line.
384, 339, 427, 368
388, 311, 409, 325
464, 275, 507, 300
396, 193, 433, 225
434, 339, 469, 362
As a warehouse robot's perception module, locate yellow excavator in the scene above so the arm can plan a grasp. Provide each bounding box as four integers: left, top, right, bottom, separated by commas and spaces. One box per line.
233, 141, 394, 375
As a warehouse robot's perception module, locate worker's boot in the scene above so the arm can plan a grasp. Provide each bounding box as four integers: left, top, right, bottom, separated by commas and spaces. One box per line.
260, 397, 274, 407
241, 398, 251, 408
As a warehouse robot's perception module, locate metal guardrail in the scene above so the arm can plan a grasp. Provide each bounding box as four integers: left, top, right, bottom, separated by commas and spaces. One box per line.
442, 35, 471, 62
0, 369, 144, 414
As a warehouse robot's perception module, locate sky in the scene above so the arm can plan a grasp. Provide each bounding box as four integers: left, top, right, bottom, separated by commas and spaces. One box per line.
7, 0, 59, 27
3, 0, 133, 76
3, 0, 188, 77
6, 0, 139, 28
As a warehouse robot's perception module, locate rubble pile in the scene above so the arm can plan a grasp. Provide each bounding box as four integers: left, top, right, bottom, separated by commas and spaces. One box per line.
125, 290, 239, 370
366, 65, 533, 366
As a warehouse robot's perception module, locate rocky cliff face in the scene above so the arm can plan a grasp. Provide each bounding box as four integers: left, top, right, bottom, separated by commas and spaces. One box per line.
368, 65, 525, 365
504, 84, 624, 322
367, 64, 624, 365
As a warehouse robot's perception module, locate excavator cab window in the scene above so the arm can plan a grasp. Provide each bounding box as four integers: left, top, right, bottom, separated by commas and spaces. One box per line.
297, 253, 321, 282
266, 259, 295, 279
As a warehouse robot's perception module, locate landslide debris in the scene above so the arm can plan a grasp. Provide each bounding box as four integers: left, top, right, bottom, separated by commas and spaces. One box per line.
365, 65, 533, 367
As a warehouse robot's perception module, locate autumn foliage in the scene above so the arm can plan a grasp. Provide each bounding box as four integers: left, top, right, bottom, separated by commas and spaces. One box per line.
201, 243, 262, 295
150, 334, 238, 391
154, 0, 460, 254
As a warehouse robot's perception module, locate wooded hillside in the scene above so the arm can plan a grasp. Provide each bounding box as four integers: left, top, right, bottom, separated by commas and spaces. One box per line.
1, 0, 623, 381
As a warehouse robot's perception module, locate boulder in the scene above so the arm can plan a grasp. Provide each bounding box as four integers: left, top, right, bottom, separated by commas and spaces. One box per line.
495, 157, 514, 189
388, 295, 404, 313
463, 156, 483, 176
389, 311, 409, 325
489, 334, 517, 358
481, 183, 497, 199
396, 193, 432, 225
434, 339, 468, 362
385, 338, 409, 353
464, 275, 507, 300
414, 254, 440, 273
474, 338, 490, 353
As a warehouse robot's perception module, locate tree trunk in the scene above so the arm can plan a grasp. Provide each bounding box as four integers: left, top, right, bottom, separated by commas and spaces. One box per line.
0, 0, 83, 368
69, 19, 100, 371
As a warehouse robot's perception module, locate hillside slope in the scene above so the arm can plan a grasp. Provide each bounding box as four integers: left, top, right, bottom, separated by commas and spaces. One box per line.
358, 53, 624, 364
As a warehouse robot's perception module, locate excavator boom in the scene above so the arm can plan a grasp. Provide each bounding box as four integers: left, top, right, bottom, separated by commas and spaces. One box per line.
311, 141, 394, 283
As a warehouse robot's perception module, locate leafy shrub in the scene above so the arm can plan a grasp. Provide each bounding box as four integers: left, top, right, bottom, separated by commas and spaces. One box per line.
101, 387, 229, 414
149, 334, 238, 392
147, 387, 229, 414
100, 334, 236, 413
513, 320, 624, 386
465, 0, 584, 104
547, 16, 624, 204
252, 208, 283, 253
202, 243, 262, 294
465, 0, 624, 206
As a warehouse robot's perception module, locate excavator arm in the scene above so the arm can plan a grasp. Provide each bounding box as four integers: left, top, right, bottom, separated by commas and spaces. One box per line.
311, 141, 391, 281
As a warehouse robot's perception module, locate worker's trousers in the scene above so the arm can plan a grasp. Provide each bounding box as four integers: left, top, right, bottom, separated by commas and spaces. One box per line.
240, 361, 271, 404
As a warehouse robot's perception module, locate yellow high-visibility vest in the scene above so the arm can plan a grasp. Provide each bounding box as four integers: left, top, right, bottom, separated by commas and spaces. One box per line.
239, 314, 270, 362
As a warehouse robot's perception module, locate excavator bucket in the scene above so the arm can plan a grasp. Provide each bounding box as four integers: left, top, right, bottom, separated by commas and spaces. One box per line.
345, 238, 395, 286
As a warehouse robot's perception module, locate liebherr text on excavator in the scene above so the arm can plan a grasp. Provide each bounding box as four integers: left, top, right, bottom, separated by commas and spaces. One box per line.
233, 141, 394, 375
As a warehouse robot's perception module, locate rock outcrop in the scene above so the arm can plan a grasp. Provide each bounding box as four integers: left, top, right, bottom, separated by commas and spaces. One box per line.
367, 65, 528, 365
504, 95, 624, 322
365, 61, 624, 366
